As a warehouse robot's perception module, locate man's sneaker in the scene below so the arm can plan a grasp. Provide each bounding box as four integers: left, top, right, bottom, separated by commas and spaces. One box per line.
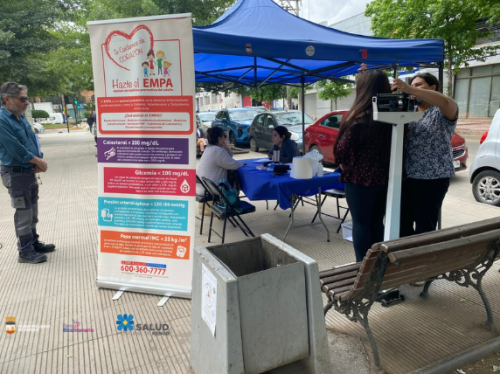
18, 251, 47, 264
33, 241, 56, 253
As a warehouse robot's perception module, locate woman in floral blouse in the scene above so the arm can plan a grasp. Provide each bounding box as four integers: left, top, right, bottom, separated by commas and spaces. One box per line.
333, 69, 392, 262
392, 73, 458, 236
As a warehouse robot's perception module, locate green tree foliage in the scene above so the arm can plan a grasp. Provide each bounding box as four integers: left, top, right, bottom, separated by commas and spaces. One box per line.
246, 85, 283, 103
152, 0, 234, 26
197, 82, 248, 97
197, 83, 286, 104
288, 84, 314, 99
84, 0, 233, 26
476, 0, 500, 24
0, 0, 66, 96
45, 26, 94, 98
316, 80, 353, 108
31, 110, 50, 121
365, 0, 498, 95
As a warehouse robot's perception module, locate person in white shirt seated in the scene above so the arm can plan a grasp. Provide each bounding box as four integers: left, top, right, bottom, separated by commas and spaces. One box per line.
196, 126, 246, 196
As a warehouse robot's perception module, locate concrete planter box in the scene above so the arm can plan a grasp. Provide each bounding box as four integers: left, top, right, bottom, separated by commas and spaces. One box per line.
190, 234, 332, 374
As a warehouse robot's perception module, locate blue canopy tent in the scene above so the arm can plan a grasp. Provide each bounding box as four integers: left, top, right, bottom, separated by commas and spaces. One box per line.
191, 0, 447, 248
192, 0, 445, 87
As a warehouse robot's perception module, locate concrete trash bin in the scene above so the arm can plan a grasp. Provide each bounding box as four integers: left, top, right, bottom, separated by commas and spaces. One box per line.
190, 234, 332, 374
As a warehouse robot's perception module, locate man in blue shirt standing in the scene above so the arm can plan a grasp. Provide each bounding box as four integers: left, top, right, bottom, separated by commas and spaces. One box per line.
0, 82, 55, 264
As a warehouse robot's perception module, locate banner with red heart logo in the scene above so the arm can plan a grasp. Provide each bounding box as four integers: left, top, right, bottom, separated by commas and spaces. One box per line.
88, 15, 197, 298
104, 25, 154, 71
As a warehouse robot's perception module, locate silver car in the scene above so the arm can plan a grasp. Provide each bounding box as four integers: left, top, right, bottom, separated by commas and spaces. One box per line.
248, 110, 313, 153
469, 109, 500, 206
33, 122, 45, 134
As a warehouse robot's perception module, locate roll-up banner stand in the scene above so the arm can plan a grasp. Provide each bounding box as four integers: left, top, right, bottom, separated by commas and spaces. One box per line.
88, 14, 196, 299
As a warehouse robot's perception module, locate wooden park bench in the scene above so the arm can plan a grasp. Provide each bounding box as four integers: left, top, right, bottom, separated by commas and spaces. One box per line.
319, 217, 500, 369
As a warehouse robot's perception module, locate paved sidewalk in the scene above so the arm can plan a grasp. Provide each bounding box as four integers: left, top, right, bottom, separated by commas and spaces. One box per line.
455, 117, 492, 137
1, 132, 500, 374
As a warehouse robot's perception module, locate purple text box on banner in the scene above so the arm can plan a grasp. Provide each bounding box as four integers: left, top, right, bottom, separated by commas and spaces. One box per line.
97, 138, 189, 164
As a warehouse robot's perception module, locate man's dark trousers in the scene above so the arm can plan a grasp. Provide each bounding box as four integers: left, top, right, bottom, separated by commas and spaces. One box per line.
1, 166, 39, 253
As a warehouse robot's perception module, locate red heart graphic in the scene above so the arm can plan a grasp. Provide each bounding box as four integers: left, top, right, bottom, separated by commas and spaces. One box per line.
104, 25, 154, 71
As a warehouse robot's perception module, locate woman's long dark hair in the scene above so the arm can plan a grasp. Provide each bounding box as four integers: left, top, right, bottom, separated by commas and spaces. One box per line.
333, 69, 391, 154
274, 125, 291, 140
206, 126, 225, 145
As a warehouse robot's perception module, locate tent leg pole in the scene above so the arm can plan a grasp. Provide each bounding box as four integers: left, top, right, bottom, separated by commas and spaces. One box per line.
438, 60, 444, 93
301, 76, 305, 153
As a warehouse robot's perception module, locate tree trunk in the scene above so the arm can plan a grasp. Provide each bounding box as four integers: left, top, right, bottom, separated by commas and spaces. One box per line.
446, 55, 453, 97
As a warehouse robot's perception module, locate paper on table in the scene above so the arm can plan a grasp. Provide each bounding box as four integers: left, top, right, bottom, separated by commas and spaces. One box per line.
253, 158, 271, 163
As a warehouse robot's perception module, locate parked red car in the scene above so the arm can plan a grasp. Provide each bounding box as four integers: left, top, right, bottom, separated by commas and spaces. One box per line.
304, 110, 468, 171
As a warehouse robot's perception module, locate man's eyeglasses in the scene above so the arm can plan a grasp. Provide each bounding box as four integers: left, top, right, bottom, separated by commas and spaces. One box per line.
19, 97, 30, 103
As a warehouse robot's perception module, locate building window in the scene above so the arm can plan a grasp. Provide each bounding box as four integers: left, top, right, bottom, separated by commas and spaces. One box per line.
455, 64, 500, 118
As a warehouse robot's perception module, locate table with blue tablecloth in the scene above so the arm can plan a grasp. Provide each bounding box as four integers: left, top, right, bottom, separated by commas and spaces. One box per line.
237, 158, 344, 241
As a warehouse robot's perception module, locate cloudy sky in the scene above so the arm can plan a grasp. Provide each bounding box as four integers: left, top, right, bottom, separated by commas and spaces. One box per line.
302, 0, 372, 24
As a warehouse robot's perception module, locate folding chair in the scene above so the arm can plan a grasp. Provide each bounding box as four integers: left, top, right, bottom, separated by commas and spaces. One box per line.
311, 188, 350, 233
201, 177, 256, 244
196, 175, 216, 235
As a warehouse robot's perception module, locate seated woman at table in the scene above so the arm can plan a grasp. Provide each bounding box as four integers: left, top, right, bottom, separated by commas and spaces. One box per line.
267, 125, 301, 163
196, 126, 246, 196
333, 68, 392, 262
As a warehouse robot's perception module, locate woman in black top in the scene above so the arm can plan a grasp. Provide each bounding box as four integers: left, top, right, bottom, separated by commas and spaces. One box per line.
333, 69, 392, 262
268, 125, 301, 163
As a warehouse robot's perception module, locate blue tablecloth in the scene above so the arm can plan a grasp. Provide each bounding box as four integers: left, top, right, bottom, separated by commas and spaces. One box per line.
237, 159, 344, 210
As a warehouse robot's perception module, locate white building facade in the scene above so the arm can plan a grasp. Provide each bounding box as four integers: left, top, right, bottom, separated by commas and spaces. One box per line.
304, 13, 500, 119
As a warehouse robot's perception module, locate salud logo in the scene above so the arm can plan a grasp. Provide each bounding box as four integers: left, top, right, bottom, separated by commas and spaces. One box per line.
116, 314, 169, 336
5, 317, 16, 334
117, 314, 134, 331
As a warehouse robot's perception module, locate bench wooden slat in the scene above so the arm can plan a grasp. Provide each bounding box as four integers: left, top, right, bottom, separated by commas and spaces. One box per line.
350, 245, 485, 286
326, 285, 353, 298
381, 220, 500, 255
320, 270, 359, 288
381, 258, 481, 290
386, 244, 484, 272
346, 256, 484, 295
321, 277, 356, 292
333, 291, 350, 301
383, 256, 480, 283
388, 229, 500, 262
339, 248, 381, 301
383, 245, 485, 276
319, 262, 360, 279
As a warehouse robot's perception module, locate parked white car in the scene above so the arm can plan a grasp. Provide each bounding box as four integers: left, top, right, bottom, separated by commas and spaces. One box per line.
197, 111, 216, 132
469, 109, 500, 206
39, 113, 65, 124
33, 122, 45, 134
